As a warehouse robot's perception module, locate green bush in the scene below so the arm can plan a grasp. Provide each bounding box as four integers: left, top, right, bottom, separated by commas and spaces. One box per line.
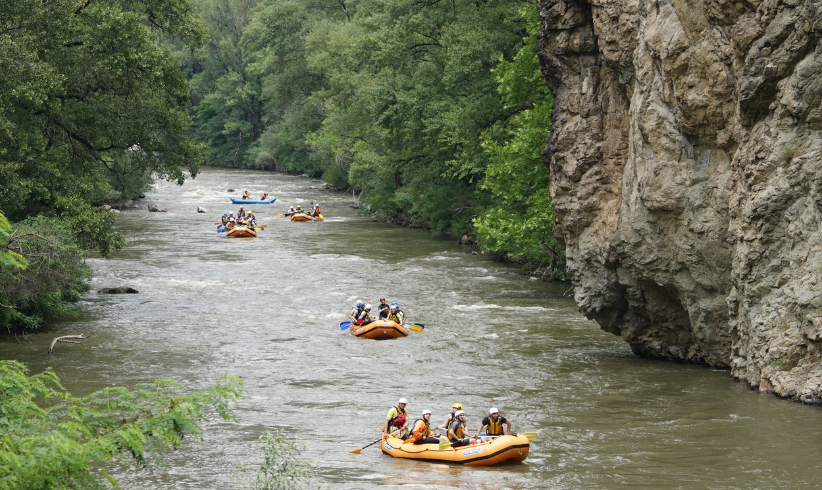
0, 360, 242, 490
0, 215, 91, 330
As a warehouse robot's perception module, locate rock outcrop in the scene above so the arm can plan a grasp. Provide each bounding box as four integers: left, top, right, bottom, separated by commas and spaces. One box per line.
538, 0, 822, 403
98, 287, 139, 294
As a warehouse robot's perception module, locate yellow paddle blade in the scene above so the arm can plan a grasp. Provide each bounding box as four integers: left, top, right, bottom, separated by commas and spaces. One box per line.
407, 324, 423, 334
275, 214, 283, 217
260, 224, 267, 228
214, 222, 221, 225
319, 214, 323, 219
349, 448, 363, 454
522, 432, 537, 440
438, 441, 452, 450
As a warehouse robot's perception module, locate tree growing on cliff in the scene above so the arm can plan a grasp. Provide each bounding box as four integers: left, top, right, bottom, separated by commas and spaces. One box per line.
474, 5, 563, 277
0, 360, 243, 489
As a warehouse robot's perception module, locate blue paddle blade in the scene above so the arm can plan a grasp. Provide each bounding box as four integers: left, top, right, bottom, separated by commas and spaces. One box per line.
340, 321, 352, 331
409, 322, 424, 329
217, 229, 227, 233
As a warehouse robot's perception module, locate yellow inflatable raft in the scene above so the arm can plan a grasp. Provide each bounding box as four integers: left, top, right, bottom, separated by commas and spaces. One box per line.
350, 320, 408, 340
225, 226, 257, 238
381, 434, 529, 466
291, 212, 323, 221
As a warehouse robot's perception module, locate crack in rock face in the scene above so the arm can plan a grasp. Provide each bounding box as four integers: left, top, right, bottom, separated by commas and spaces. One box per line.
537, 0, 822, 404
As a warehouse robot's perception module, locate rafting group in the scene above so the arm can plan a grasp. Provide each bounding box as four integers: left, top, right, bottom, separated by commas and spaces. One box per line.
217, 207, 265, 237
355, 398, 533, 465
340, 298, 425, 339
283, 202, 323, 221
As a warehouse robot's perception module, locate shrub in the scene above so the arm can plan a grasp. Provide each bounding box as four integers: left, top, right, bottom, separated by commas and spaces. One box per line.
0, 215, 91, 330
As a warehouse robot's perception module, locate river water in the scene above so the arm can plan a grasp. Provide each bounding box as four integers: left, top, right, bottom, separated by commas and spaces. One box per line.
3, 167, 821, 489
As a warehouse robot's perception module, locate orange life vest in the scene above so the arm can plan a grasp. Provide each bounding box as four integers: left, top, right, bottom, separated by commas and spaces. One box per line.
411, 418, 431, 440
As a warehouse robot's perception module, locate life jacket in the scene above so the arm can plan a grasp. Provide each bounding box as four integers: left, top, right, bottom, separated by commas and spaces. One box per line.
388, 407, 408, 428
356, 310, 370, 324
448, 419, 463, 441
411, 418, 430, 440
388, 313, 401, 323
487, 416, 504, 435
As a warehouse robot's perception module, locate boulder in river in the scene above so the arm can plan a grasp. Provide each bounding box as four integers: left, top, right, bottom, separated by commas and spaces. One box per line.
98, 287, 139, 294
227, 188, 235, 192
197, 207, 208, 213
148, 204, 166, 212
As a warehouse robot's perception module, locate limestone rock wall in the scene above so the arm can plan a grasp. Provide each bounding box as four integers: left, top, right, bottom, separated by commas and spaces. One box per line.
538, 0, 822, 403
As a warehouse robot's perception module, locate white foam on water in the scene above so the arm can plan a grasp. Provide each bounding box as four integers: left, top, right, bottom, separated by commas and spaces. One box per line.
483, 333, 499, 339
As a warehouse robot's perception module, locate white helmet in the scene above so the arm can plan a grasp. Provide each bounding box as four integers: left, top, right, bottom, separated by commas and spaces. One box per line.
398, 398, 408, 404
365, 303, 372, 310
490, 408, 499, 414
422, 409, 432, 415
454, 410, 464, 417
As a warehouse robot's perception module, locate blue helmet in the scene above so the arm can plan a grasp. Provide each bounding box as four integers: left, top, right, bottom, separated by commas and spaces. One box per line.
391, 302, 398, 307
357, 300, 365, 307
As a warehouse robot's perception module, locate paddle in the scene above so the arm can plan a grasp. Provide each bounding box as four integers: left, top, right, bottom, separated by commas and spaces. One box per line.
350, 429, 402, 454
406, 324, 423, 334
340, 321, 352, 331
438, 432, 537, 450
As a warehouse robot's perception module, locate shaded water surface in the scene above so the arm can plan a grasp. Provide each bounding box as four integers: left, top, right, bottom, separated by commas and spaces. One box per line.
4, 167, 821, 488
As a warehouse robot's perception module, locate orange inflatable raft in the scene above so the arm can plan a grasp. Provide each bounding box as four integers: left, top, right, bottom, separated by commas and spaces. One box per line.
380, 434, 530, 466
349, 320, 408, 340
225, 226, 257, 238
291, 212, 323, 222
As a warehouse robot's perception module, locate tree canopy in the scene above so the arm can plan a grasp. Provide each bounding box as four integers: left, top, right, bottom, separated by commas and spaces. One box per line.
0, 0, 207, 255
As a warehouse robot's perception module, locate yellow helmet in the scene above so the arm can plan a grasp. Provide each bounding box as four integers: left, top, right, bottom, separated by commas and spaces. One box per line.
452, 403, 462, 409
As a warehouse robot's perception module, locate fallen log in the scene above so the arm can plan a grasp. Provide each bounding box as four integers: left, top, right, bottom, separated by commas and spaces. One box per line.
48, 334, 88, 355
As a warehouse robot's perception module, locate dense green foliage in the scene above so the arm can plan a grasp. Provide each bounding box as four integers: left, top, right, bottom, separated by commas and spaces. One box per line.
187, 0, 564, 274
0, 360, 243, 489
0, 0, 207, 255
473, 6, 564, 275
0, 216, 91, 330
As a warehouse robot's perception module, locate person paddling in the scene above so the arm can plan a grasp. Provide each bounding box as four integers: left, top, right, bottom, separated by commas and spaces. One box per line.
242, 191, 250, 199
388, 303, 405, 324
475, 407, 511, 441
287, 205, 297, 216
349, 300, 366, 323
237, 207, 246, 218
383, 398, 410, 440
410, 410, 441, 444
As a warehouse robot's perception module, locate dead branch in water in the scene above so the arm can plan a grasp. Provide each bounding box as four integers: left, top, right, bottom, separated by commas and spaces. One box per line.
48, 334, 88, 355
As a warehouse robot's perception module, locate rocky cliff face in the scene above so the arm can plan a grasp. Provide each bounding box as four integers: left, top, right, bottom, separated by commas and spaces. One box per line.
538, 0, 822, 403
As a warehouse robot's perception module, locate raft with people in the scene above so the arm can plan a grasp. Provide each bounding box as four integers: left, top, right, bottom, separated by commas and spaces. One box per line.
225, 225, 257, 238
380, 433, 530, 466
229, 197, 276, 204
290, 212, 322, 221
348, 320, 409, 340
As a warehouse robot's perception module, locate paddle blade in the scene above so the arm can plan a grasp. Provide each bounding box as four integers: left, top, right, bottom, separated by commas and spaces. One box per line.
276, 214, 283, 217
409, 322, 425, 329
407, 324, 423, 334
522, 432, 537, 440
349, 448, 362, 454
340, 321, 352, 331
260, 224, 267, 228
438, 441, 452, 450
214, 222, 221, 225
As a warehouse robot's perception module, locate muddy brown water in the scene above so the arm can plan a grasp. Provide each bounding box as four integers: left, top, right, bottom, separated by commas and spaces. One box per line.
3, 167, 821, 489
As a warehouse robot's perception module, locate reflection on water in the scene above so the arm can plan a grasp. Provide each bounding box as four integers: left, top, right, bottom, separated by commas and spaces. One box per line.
3, 167, 821, 489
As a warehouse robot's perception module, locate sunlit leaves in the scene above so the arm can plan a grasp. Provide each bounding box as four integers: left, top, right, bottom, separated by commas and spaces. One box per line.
0, 361, 242, 490
474, 5, 563, 274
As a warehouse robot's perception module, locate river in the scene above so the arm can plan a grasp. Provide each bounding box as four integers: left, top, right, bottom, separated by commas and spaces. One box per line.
3, 167, 821, 489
